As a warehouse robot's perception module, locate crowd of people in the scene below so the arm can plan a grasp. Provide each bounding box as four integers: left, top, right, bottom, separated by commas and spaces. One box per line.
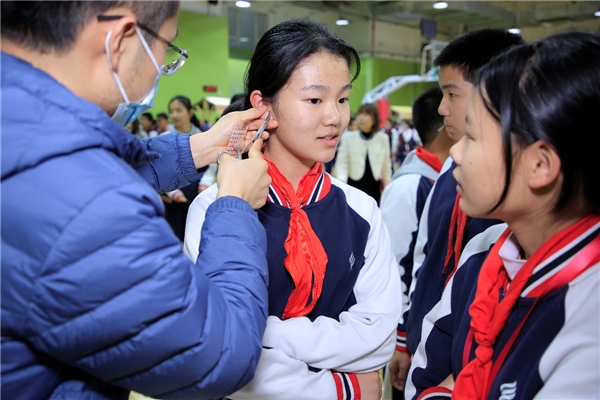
2, 1, 599, 400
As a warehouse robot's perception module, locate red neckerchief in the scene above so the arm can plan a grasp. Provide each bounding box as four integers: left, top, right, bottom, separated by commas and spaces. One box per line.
263, 156, 329, 319
442, 193, 468, 285
454, 214, 600, 399
415, 146, 443, 173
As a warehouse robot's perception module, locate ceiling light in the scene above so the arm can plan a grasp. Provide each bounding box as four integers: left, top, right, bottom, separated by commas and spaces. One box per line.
433, 2, 448, 9
595, 10, 600, 17
508, 28, 521, 34
235, 1, 251, 8
336, 17, 349, 26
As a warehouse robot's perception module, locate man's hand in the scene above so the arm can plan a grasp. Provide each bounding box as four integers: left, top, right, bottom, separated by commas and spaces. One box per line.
216, 139, 270, 209
190, 107, 277, 169
356, 371, 382, 400
389, 350, 411, 391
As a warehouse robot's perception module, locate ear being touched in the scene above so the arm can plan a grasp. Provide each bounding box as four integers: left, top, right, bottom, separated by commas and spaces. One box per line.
249, 90, 266, 109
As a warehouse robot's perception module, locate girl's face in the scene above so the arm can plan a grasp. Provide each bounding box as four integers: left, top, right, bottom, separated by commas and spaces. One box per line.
356, 112, 374, 133
169, 100, 194, 130
265, 51, 352, 169
450, 90, 511, 218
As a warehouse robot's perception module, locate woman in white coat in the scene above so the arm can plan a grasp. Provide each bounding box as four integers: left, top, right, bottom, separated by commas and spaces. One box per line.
335, 103, 392, 204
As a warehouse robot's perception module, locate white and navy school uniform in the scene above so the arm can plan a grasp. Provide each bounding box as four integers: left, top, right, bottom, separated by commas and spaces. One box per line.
406, 158, 501, 354
406, 222, 600, 400
380, 148, 441, 352
184, 172, 402, 400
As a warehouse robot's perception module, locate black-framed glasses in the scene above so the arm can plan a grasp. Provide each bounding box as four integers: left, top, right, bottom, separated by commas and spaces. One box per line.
98, 15, 188, 75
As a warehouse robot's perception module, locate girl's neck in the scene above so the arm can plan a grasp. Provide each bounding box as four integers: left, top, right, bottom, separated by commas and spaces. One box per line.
176, 121, 192, 134
508, 210, 586, 259
264, 147, 314, 191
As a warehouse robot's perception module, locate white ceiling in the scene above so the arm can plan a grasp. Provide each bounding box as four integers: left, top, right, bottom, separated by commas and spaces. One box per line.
289, 1, 600, 36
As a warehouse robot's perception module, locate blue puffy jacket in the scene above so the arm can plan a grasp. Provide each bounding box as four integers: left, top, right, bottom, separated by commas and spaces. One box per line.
1, 53, 269, 399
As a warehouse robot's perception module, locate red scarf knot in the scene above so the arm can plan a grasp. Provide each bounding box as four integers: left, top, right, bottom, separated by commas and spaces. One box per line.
264, 156, 329, 319
454, 215, 600, 399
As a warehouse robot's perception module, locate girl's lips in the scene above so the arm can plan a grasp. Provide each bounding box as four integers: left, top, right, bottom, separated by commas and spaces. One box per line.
318, 135, 339, 146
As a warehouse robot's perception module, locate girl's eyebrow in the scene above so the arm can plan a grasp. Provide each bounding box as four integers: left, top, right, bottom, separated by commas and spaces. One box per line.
301, 83, 353, 92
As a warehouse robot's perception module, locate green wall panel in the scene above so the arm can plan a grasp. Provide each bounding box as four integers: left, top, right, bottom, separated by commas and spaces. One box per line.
151, 11, 229, 123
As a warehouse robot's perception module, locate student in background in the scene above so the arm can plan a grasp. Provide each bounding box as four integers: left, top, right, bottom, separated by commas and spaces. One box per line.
405, 29, 525, 358
407, 30, 600, 400
184, 19, 401, 400
140, 112, 158, 137
379, 87, 455, 397
396, 119, 420, 165
155, 111, 171, 134
335, 103, 392, 205
164, 95, 204, 241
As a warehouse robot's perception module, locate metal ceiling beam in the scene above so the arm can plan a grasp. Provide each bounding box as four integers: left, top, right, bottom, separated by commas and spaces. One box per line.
515, 2, 600, 26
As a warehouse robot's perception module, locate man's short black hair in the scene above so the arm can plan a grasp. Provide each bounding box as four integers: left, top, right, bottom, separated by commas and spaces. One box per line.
434, 28, 525, 84
1, 1, 178, 54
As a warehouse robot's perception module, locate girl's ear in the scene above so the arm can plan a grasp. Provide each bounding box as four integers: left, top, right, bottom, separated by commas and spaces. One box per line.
527, 140, 561, 190
249, 90, 266, 109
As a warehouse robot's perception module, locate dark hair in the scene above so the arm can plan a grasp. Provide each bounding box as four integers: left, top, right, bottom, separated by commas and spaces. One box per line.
356, 103, 380, 134
434, 28, 525, 84
412, 87, 443, 146
230, 93, 245, 105
141, 112, 155, 124
0, 1, 178, 54
169, 95, 201, 129
156, 112, 169, 120
222, 97, 246, 116
478, 30, 600, 214
244, 19, 360, 109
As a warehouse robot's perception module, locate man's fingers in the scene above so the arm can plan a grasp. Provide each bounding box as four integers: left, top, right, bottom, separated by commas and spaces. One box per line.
247, 139, 264, 158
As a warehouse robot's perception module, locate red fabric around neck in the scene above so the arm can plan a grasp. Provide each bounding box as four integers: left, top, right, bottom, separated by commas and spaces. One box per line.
416, 146, 443, 173
264, 156, 329, 319
442, 193, 468, 285
453, 214, 600, 399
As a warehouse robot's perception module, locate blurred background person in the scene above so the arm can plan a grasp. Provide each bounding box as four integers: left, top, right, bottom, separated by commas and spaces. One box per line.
335, 103, 392, 205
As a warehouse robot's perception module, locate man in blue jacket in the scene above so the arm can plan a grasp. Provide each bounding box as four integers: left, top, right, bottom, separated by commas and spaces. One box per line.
1, 1, 275, 399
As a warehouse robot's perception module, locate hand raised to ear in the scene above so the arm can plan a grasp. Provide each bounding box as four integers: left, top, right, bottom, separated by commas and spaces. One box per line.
216, 139, 271, 209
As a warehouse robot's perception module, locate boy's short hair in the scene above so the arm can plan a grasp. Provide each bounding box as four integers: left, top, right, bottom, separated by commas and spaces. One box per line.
434, 28, 525, 84
156, 112, 169, 120
412, 87, 444, 147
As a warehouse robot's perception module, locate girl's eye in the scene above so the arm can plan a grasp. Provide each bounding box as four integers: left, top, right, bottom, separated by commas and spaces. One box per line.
339, 98, 349, 104
449, 93, 457, 98
309, 99, 321, 105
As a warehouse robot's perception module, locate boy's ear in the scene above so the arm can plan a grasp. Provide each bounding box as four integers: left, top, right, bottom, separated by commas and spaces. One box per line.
249, 90, 266, 109
527, 140, 561, 190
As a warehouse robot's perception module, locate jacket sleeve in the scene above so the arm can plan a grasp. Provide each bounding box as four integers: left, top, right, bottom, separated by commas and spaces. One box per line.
262, 201, 401, 373
26, 182, 268, 400
333, 134, 349, 183
136, 133, 206, 193
380, 175, 421, 352
405, 274, 455, 400
229, 347, 362, 400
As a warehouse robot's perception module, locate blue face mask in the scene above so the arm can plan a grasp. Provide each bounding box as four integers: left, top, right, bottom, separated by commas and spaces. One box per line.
105, 28, 162, 126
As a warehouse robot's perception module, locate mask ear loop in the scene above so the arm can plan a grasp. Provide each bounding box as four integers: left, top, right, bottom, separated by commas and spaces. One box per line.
105, 30, 131, 104
135, 27, 163, 75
